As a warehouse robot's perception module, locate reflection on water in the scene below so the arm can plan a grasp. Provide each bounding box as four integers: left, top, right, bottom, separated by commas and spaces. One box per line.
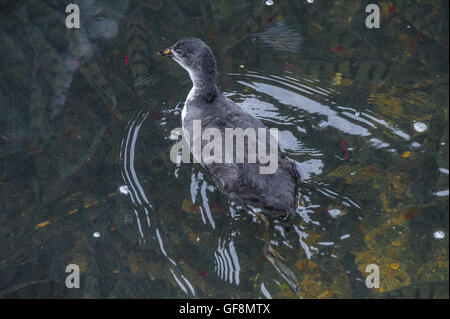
0, 0, 448, 298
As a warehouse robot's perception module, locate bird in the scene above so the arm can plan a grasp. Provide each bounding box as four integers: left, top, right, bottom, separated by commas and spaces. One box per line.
158, 38, 298, 219
158, 38, 301, 295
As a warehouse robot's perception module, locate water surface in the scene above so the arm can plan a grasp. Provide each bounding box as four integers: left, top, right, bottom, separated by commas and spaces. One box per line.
0, 0, 448, 298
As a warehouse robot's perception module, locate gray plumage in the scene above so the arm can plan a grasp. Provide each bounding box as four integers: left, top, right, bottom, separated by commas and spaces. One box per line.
159, 38, 298, 218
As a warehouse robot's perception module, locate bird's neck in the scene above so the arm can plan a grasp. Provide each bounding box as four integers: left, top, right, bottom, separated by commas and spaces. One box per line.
189, 69, 215, 90
188, 69, 218, 102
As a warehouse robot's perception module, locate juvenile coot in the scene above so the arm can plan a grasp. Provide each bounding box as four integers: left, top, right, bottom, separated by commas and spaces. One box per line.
158, 38, 298, 219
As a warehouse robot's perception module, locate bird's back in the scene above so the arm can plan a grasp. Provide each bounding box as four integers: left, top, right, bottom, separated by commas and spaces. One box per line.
182, 93, 298, 217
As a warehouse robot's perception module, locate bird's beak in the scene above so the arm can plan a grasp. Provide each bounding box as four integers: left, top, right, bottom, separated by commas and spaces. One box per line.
158, 48, 173, 57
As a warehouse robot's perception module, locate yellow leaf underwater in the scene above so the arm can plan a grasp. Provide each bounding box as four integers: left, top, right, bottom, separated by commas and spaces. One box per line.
390, 263, 400, 270
331, 73, 343, 86
68, 208, 79, 215
402, 151, 412, 158
181, 198, 191, 212
35, 221, 50, 229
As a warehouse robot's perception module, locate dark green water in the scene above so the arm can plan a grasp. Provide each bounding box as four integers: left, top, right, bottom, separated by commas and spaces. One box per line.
0, 0, 448, 298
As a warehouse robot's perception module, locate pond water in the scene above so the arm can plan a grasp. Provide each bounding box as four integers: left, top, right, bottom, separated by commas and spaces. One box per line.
0, 0, 448, 298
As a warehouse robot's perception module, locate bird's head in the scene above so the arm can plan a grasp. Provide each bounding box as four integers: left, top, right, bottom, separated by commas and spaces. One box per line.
158, 38, 216, 84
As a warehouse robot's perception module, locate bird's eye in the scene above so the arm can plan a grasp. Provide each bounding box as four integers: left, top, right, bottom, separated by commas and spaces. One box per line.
175, 49, 183, 55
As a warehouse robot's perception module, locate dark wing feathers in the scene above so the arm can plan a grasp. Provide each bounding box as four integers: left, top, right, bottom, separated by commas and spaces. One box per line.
184, 95, 297, 217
